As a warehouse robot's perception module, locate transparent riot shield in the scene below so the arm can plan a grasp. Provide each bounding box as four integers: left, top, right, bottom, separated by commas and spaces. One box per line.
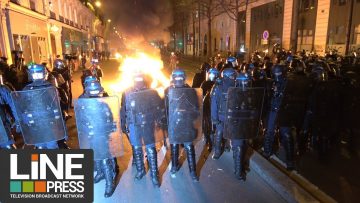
224, 87, 265, 140
168, 88, 203, 144
0, 119, 10, 144
74, 96, 123, 160
10, 87, 67, 145
126, 89, 165, 146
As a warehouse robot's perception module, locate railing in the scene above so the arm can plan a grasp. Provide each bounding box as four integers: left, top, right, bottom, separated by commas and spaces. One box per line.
59, 15, 64, 22
70, 21, 74, 27
65, 18, 69, 25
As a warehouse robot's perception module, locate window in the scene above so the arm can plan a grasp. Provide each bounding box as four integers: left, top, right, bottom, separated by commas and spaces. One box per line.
29, 0, 36, 11
339, 0, 347, 5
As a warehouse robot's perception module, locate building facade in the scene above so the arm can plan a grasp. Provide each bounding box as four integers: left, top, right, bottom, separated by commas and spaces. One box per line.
0, 0, 104, 67
185, 0, 360, 57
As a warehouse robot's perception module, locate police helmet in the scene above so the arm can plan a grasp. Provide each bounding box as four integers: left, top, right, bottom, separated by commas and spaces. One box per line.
226, 56, 238, 68
83, 76, 98, 86
221, 68, 237, 80
236, 72, 251, 89
271, 65, 286, 82
311, 66, 328, 82
84, 80, 104, 96
171, 68, 186, 87
207, 68, 219, 82
27, 63, 48, 81
54, 59, 65, 70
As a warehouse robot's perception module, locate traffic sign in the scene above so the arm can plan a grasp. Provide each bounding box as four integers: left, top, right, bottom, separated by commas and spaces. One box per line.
262, 30, 269, 40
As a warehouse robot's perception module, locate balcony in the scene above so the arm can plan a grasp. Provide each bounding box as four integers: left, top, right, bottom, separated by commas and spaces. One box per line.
70, 21, 74, 27
50, 11, 56, 20
65, 18, 69, 25
59, 15, 64, 23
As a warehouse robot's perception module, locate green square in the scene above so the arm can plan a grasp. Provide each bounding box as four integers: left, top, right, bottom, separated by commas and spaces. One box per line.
22, 181, 34, 193
10, 181, 22, 193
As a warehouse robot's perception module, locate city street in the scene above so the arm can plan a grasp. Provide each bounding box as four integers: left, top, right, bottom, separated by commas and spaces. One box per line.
65, 59, 286, 202
1, 0, 360, 202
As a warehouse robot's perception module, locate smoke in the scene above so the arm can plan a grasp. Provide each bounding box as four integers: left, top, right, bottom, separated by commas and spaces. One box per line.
103, 0, 173, 44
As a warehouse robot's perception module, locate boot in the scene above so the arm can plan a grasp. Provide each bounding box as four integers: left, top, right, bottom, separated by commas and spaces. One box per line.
233, 146, 246, 181
94, 160, 105, 183
283, 133, 295, 171
57, 139, 70, 149
263, 131, 274, 158
212, 130, 222, 160
170, 144, 179, 174
134, 147, 146, 180
103, 159, 116, 198
131, 145, 136, 166
185, 144, 199, 181
146, 147, 160, 187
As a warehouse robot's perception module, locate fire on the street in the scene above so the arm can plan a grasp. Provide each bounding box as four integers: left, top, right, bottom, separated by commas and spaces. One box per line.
110, 52, 170, 97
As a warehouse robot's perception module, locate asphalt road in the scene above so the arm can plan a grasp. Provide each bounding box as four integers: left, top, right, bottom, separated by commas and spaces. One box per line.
65, 59, 286, 202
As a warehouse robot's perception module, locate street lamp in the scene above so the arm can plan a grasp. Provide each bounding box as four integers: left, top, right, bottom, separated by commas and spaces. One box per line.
107, 19, 111, 23
95, 1, 101, 7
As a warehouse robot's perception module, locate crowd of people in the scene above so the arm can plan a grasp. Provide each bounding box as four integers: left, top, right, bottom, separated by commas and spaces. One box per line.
0, 44, 359, 199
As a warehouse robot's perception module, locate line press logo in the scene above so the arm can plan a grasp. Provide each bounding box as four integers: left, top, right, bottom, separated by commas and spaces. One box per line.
0, 149, 93, 203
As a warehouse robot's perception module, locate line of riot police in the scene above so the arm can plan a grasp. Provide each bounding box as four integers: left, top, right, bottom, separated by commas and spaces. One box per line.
2, 50, 359, 199
200, 46, 360, 172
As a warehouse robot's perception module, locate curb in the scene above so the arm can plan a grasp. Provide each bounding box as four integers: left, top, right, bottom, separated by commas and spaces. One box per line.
250, 152, 333, 203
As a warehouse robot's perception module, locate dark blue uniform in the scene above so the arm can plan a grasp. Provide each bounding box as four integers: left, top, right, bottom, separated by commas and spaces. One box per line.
0, 85, 17, 148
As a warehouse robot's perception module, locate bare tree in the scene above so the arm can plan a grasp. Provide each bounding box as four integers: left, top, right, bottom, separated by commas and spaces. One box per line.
171, 0, 196, 54
198, 0, 225, 57
220, 0, 249, 53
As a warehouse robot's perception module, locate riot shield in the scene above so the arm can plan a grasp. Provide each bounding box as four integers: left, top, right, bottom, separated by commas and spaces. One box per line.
10, 87, 67, 145
126, 89, 165, 146
168, 88, 203, 144
0, 118, 10, 144
312, 80, 341, 130
277, 76, 312, 128
224, 87, 265, 140
74, 96, 123, 160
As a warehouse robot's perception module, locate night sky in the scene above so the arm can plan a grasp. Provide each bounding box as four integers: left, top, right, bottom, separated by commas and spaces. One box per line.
102, 0, 173, 43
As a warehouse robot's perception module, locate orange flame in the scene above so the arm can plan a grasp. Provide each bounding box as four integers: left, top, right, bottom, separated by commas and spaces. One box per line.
110, 52, 170, 97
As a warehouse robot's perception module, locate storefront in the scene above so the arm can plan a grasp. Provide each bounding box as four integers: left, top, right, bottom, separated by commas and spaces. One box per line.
250, 0, 284, 53
327, 0, 360, 54
61, 27, 87, 56
7, 10, 49, 64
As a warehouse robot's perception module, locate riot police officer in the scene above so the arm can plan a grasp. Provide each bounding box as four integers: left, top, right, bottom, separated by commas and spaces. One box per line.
166, 69, 200, 181
0, 80, 18, 149
192, 62, 211, 88
230, 72, 255, 180
81, 58, 103, 87
211, 67, 237, 159
53, 59, 72, 109
307, 66, 341, 157
120, 72, 163, 187
77, 80, 118, 197
227, 56, 238, 69
20, 64, 69, 149
201, 68, 220, 150
263, 64, 312, 170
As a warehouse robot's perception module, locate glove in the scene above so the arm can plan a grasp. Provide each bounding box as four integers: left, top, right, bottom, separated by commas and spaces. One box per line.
212, 120, 220, 126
